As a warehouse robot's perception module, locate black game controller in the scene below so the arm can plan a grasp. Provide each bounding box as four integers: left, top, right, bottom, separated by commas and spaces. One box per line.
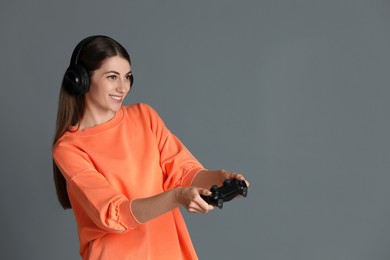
201, 179, 248, 209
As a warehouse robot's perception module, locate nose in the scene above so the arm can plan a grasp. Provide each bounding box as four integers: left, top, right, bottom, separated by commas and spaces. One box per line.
116, 79, 130, 93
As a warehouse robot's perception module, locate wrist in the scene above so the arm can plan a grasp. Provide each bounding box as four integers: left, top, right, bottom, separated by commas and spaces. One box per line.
173, 187, 183, 206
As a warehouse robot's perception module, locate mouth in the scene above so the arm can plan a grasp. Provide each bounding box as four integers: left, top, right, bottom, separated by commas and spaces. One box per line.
110, 95, 124, 102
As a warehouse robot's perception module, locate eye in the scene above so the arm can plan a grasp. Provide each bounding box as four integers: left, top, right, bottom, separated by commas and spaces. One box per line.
107, 75, 117, 80
124, 74, 132, 81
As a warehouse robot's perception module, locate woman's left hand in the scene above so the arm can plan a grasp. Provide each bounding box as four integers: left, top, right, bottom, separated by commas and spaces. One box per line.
192, 169, 250, 191
218, 169, 250, 187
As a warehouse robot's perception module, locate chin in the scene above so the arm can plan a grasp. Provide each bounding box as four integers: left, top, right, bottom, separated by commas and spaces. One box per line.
111, 104, 123, 112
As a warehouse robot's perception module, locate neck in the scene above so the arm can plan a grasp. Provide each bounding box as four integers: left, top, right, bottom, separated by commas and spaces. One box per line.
79, 107, 116, 130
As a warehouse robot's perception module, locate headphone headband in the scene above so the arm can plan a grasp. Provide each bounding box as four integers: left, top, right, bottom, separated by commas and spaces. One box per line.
70, 35, 107, 67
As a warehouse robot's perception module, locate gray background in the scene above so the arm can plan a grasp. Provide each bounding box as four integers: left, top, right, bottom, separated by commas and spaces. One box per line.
0, 0, 389, 259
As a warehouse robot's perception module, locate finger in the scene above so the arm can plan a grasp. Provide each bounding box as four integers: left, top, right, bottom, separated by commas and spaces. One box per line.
189, 200, 214, 214
235, 174, 245, 180
199, 202, 215, 213
197, 193, 215, 213
186, 189, 213, 213
199, 188, 212, 196
228, 172, 245, 180
235, 175, 250, 188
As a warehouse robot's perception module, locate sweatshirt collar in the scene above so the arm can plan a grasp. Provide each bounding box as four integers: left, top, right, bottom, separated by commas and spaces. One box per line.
68, 107, 124, 136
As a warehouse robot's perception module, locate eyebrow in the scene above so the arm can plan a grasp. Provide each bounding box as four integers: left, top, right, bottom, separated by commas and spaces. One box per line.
104, 70, 132, 75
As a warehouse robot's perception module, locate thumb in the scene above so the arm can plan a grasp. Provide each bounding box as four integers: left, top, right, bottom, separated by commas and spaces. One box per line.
199, 188, 212, 196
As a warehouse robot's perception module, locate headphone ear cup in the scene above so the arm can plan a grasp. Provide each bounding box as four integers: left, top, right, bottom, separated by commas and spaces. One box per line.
63, 64, 90, 96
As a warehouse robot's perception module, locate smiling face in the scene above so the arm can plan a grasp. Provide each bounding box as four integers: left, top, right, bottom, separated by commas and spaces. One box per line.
81, 55, 132, 128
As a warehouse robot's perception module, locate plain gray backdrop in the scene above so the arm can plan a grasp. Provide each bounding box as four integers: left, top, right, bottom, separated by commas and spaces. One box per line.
1, 0, 390, 259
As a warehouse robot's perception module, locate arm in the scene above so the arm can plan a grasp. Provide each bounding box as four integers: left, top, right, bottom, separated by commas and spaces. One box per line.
132, 170, 250, 223
55, 143, 214, 229
131, 186, 214, 223
135, 105, 249, 222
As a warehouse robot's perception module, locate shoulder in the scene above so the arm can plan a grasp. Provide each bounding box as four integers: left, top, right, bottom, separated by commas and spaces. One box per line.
122, 103, 156, 112
122, 103, 160, 119
52, 134, 84, 163
122, 103, 167, 130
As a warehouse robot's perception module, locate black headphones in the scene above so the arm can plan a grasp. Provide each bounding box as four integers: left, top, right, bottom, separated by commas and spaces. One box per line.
63, 35, 134, 96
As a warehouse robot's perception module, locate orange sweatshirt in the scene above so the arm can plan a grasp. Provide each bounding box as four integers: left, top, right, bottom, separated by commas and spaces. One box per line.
53, 103, 204, 260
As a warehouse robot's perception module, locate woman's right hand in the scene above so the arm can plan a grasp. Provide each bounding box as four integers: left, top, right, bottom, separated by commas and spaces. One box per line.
175, 186, 215, 213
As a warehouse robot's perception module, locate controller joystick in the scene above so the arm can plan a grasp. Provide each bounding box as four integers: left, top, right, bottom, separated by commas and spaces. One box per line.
201, 179, 248, 209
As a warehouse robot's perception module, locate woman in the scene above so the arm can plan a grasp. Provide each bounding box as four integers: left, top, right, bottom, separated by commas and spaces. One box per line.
52, 35, 248, 259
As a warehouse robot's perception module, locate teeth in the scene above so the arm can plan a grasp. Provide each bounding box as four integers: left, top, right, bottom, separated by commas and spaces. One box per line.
111, 95, 122, 101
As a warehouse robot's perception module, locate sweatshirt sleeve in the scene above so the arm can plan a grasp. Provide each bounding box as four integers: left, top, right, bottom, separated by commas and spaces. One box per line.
53, 142, 141, 233
142, 104, 206, 190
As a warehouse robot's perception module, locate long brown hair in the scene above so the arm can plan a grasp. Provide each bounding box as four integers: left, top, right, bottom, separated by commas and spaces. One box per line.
53, 35, 131, 209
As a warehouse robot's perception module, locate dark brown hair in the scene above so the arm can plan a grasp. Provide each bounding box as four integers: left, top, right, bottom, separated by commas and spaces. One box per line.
53, 35, 131, 209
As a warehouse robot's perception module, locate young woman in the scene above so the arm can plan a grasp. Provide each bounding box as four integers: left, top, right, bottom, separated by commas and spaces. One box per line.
52, 35, 248, 259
